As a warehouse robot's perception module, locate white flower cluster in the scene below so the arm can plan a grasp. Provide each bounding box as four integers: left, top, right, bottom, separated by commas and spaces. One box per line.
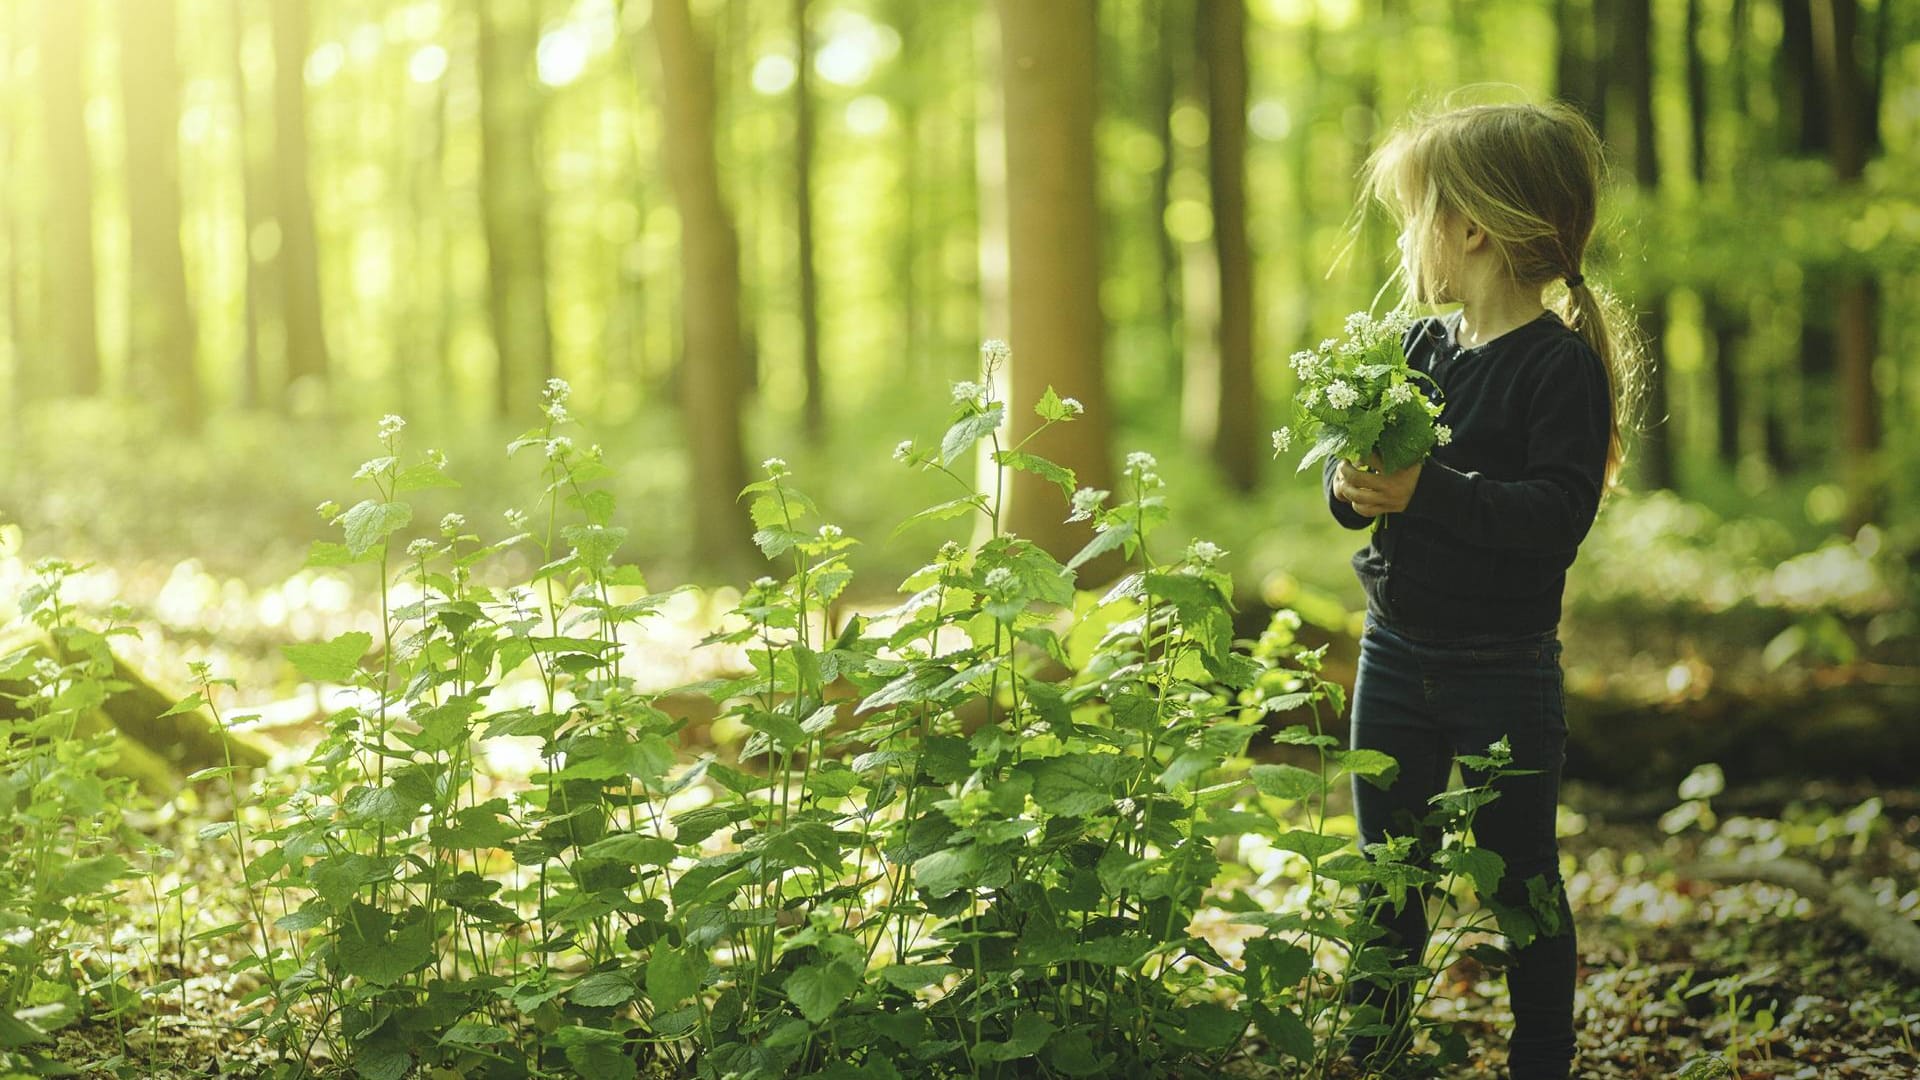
1067, 486, 1109, 523
545, 435, 573, 460
1436, 425, 1453, 446
982, 566, 1015, 591
1325, 380, 1359, 410
893, 439, 915, 463
504, 508, 530, 532
378, 414, 407, 440
440, 512, 466, 535
951, 380, 985, 405
1290, 350, 1326, 382
816, 523, 843, 541
544, 378, 571, 422
1059, 396, 1085, 416
407, 538, 437, 559
1125, 451, 1157, 473
762, 457, 788, 476
1187, 539, 1224, 565
1271, 428, 1292, 453
1386, 383, 1416, 406
980, 339, 1012, 371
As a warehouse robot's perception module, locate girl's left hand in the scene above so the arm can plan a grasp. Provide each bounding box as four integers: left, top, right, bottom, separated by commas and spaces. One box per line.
1334, 453, 1422, 517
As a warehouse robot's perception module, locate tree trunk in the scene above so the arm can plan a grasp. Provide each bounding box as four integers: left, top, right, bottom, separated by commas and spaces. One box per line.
1198, 0, 1257, 493
650, 0, 754, 576
1149, 0, 1183, 399
1811, 0, 1882, 530
477, 0, 556, 421
1553, 0, 1607, 130
229, 0, 267, 411
995, 0, 1120, 582
271, 0, 330, 402
40, 0, 101, 398
1689, 0, 1743, 468
793, 0, 824, 440
120, 0, 201, 430
1614, 0, 1672, 489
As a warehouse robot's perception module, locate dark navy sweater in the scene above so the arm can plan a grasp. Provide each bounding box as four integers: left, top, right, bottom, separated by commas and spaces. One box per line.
1322, 308, 1613, 640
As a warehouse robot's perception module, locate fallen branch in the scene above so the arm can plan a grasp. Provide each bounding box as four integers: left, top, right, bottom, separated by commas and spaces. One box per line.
1680, 856, 1920, 979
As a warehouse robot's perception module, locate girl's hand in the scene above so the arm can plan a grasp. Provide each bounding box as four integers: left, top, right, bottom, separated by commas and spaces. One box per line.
1333, 454, 1422, 517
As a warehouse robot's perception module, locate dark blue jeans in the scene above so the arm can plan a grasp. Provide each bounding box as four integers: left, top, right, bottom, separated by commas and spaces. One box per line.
1344, 616, 1578, 1080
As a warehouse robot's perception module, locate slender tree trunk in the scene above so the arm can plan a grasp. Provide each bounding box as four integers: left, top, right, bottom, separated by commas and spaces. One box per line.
477, 0, 555, 420
40, 0, 100, 398
1811, 0, 1881, 528
793, 0, 823, 439
4, 3, 27, 419
1615, 0, 1672, 489
271, 0, 330, 401
996, 0, 1119, 579
1688, 0, 1742, 468
120, 0, 201, 429
1149, 0, 1183, 397
1199, 0, 1257, 492
651, 0, 754, 575
1554, 0, 1606, 126
229, 0, 266, 410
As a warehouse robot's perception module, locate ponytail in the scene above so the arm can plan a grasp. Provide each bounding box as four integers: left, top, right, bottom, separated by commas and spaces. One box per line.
1555, 276, 1647, 497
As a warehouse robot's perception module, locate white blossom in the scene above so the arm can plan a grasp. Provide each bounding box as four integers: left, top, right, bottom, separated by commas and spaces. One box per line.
1059, 396, 1084, 416
316, 500, 341, 519
951, 380, 985, 404
1387, 383, 1416, 406
1125, 451, 1157, 473
1325, 380, 1359, 410
1435, 424, 1453, 446
893, 439, 916, 462
762, 457, 788, 475
407, 538, 437, 558
440, 512, 466, 534
980, 339, 1012, 371
816, 524, 844, 541
378, 414, 407, 439
1067, 486, 1109, 522
1187, 539, 1224, 564
545, 400, 570, 424
1271, 428, 1292, 453
1302, 386, 1321, 408
752, 575, 778, 590
504, 508, 531, 532
982, 567, 1015, 591
545, 436, 574, 459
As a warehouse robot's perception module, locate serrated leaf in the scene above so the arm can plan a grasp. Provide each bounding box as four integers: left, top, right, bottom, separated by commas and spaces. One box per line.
1250, 763, 1323, 800
1068, 521, 1134, 570
282, 631, 373, 684
786, 960, 861, 1025
341, 499, 413, 557
941, 402, 1004, 466
572, 970, 637, 1007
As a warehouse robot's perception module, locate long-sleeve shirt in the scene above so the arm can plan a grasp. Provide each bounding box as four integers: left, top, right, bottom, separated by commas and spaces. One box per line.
1323, 308, 1613, 640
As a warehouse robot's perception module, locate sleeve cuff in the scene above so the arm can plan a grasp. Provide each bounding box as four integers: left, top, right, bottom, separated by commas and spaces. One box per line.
1404, 459, 1473, 528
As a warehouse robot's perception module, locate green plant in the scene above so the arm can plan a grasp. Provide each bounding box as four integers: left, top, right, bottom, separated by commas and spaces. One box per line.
132, 342, 1576, 1079
0, 556, 141, 1067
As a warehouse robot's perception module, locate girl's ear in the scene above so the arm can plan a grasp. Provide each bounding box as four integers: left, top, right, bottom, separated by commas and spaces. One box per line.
1462, 221, 1487, 253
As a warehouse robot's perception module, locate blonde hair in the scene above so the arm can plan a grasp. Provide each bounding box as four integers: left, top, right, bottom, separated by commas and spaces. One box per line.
1355, 99, 1644, 492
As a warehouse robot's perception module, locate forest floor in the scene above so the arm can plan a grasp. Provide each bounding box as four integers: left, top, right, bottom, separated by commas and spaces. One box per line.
31, 776, 1919, 1080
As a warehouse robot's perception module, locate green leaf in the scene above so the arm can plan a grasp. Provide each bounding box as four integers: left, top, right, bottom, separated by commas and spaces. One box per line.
159, 691, 207, 718
995, 449, 1076, 497
282, 631, 373, 684
572, 971, 637, 1008
440, 1022, 511, 1047
786, 959, 861, 1025
1251, 763, 1323, 800
646, 947, 701, 1009
941, 402, 1004, 466
1296, 429, 1349, 473
891, 494, 988, 538
912, 843, 1006, 898
1253, 1002, 1315, 1061
975, 1013, 1054, 1063
554, 1026, 636, 1080
341, 499, 413, 557
1067, 521, 1134, 570
50, 855, 127, 899
1436, 844, 1506, 898
1332, 747, 1402, 790
1271, 829, 1351, 861
1034, 385, 1077, 422
1019, 753, 1128, 817
394, 460, 461, 492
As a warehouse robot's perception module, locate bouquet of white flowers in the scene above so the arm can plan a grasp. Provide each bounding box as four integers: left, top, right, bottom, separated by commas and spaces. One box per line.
1270, 311, 1449, 529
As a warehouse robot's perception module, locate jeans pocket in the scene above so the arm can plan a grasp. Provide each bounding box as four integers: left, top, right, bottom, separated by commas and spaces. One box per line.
1463, 642, 1546, 666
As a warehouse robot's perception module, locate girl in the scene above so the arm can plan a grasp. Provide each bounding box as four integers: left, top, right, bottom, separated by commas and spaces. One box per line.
1322, 101, 1641, 1079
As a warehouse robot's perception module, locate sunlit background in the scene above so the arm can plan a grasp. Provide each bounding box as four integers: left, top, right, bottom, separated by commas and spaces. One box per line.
0, 0, 1914, 742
